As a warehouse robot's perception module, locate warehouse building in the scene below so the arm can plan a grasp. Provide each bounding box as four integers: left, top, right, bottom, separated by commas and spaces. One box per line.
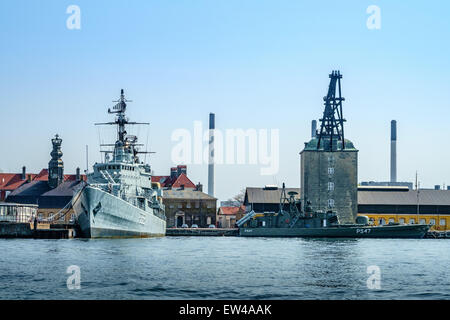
358, 186, 450, 231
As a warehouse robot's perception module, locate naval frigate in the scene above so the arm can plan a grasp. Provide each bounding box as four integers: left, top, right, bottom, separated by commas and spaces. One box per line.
73, 90, 166, 238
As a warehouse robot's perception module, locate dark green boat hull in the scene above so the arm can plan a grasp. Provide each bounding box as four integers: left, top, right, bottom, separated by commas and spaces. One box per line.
239, 224, 429, 239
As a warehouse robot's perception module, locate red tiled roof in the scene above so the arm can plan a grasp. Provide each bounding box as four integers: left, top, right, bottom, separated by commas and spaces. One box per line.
33, 169, 86, 182
219, 205, 245, 215
171, 173, 196, 189
34, 169, 49, 181
152, 173, 195, 189
0, 174, 28, 191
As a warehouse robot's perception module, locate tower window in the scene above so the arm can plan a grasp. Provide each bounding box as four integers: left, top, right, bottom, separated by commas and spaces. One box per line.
327, 199, 335, 208
328, 167, 334, 175
328, 182, 334, 191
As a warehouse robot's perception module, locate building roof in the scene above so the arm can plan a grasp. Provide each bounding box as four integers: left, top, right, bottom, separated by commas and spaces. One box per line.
218, 205, 245, 215
0, 174, 29, 191
302, 137, 357, 151
6, 180, 85, 208
244, 187, 301, 205
163, 189, 217, 201
152, 173, 196, 189
33, 169, 85, 182
358, 189, 450, 206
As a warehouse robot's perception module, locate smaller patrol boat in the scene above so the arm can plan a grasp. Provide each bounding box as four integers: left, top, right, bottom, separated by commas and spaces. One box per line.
237, 184, 430, 239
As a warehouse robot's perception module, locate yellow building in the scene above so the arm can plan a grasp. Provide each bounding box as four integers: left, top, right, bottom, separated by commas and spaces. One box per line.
358, 186, 450, 231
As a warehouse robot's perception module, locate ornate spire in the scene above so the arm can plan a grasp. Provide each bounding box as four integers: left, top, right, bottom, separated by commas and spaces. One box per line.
48, 134, 64, 189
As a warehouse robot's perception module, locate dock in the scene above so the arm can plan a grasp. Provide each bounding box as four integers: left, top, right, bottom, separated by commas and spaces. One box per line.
0, 222, 77, 239
166, 228, 238, 236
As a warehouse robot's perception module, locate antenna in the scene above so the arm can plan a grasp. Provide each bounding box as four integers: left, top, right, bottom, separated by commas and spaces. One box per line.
85, 145, 89, 174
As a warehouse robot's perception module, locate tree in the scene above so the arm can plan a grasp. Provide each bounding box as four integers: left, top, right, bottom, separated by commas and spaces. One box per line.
228, 188, 246, 204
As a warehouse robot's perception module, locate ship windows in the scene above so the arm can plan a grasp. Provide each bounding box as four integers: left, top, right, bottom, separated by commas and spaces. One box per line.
378, 218, 386, 225
419, 218, 426, 224
409, 218, 415, 224
440, 219, 446, 226
399, 218, 405, 224
429, 218, 436, 225
388, 218, 395, 224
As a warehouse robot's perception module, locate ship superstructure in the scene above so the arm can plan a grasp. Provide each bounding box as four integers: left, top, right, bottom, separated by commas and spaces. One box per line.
73, 90, 166, 238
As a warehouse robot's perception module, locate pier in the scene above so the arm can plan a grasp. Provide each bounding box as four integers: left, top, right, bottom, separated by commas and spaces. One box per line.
166, 228, 238, 237
0, 222, 76, 239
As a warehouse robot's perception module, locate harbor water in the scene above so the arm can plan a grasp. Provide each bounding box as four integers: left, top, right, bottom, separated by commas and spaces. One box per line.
0, 237, 449, 300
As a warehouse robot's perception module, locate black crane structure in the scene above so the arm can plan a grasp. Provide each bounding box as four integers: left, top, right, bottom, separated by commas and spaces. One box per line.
316, 70, 346, 151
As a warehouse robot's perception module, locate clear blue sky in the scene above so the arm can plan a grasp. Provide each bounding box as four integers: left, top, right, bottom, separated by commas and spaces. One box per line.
1, 0, 449, 202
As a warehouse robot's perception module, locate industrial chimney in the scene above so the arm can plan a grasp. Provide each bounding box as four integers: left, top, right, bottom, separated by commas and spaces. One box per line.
390, 120, 397, 182
311, 120, 317, 138
208, 113, 215, 197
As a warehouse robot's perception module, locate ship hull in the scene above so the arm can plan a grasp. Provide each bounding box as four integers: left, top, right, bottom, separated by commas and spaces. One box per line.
73, 186, 166, 238
239, 224, 429, 239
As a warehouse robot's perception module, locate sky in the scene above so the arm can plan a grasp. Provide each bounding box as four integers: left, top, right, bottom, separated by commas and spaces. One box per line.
1, 0, 449, 202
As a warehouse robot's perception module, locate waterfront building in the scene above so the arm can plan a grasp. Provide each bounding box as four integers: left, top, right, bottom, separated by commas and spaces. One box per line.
163, 187, 217, 228
242, 185, 450, 231
244, 186, 300, 214
0, 167, 35, 201
4, 135, 85, 223
301, 71, 358, 224
216, 204, 245, 228
0, 203, 38, 223
358, 186, 450, 231
151, 165, 196, 189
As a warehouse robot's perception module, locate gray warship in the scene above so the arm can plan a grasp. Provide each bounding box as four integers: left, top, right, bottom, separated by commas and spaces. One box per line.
237, 184, 430, 238
73, 90, 166, 238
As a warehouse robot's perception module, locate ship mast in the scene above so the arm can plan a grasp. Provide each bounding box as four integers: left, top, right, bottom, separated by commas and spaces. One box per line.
95, 89, 153, 163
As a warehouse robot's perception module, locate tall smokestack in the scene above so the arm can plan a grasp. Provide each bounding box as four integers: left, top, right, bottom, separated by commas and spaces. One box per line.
208, 113, 215, 197
311, 120, 317, 138
390, 120, 397, 182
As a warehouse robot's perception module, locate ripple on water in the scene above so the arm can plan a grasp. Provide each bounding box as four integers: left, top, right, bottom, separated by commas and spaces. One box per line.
0, 237, 449, 299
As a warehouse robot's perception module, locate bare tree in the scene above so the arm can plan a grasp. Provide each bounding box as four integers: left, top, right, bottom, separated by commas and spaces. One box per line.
228, 188, 246, 204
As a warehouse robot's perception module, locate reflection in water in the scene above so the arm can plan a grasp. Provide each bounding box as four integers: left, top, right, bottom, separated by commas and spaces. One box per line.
0, 237, 448, 299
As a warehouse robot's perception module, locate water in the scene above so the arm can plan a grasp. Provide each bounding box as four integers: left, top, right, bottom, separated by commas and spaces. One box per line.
0, 237, 449, 300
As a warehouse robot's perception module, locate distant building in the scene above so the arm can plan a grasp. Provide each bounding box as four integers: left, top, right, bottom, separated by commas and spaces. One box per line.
358, 186, 450, 231
242, 185, 450, 231
0, 167, 35, 201
152, 165, 196, 189
360, 181, 413, 190
243, 186, 301, 213
301, 71, 358, 223
4, 135, 85, 223
163, 187, 217, 228
217, 205, 245, 228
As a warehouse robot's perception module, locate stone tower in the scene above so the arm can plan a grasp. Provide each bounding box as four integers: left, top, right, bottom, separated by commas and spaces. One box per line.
300, 71, 358, 223
48, 134, 64, 189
